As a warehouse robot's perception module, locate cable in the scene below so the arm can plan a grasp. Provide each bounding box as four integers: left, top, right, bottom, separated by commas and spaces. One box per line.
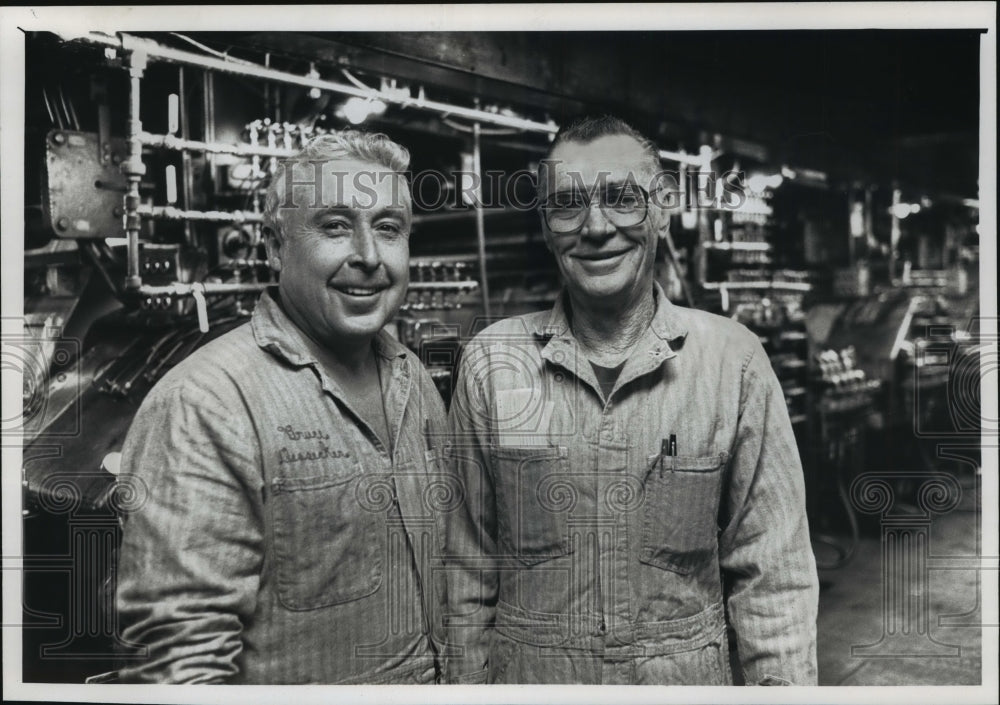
81, 242, 119, 296
40, 87, 57, 126
63, 83, 81, 130
168, 33, 258, 67
42, 87, 63, 129
98, 241, 123, 267
57, 84, 76, 131
340, 67, 375, 93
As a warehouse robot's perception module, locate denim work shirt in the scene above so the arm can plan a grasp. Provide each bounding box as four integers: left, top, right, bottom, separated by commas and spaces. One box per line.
116, 290, 449, 684
443, 284, 818, 685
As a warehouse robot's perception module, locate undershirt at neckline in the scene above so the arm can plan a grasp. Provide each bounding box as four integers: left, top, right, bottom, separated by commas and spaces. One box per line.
589, 359, 626, 400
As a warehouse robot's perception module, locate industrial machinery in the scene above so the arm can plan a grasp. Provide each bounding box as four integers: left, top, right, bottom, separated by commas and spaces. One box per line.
15, 30, 981, 682
18, 30, 714, 681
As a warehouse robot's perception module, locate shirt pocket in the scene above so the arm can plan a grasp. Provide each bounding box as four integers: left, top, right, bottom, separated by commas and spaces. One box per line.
490, 445, 573, 565
640, 451, 729, 575
269, 463, 382, 610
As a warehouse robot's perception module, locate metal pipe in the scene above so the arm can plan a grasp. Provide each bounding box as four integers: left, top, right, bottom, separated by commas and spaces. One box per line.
139, 131, 296, 158
659, 149, 706, 168
472, 122, 492, 318
407, 281, 480, 291
702, 241, 771, 251
72, 31, 558, 135
138, 281, 272, 297
178, 66, 194, 245
409, 254, 477, 265
703, 281, 812, 292
137, 205, 263, 224
123, 49, 148, 289
204, 69, 216, 193
73, 32, 713, 168
81, 29, 707, 301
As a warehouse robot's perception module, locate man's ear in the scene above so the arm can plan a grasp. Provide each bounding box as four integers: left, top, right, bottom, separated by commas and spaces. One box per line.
262, 226, 282, 272
649, 174, 672, 248
656, 208, 671, 249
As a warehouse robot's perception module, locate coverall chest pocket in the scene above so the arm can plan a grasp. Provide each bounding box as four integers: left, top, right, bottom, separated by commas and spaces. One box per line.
640, 452, 728, 575
269, 462, 383, 610
491, 445, 572, 564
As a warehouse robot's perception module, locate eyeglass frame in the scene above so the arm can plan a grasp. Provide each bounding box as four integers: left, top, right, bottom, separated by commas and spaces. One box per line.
538, 181, 662, 234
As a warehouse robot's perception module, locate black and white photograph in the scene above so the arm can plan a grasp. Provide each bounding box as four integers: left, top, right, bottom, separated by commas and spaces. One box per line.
1, 4, 996, 703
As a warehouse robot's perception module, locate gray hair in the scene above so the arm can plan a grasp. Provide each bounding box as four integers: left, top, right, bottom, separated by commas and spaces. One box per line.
537, 115, 661, 197
263, 130, 411, 239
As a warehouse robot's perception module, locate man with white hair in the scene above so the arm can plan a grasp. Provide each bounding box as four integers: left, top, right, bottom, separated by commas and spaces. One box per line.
117, 131, 447, 684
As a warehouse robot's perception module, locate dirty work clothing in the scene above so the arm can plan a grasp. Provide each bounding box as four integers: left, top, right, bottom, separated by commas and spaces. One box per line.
443, 284, 818, 685
117, 290, 448, 684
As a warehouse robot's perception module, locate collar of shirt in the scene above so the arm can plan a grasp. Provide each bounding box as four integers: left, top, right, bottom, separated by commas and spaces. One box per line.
530, 282, 690, 401
250, 289, 413, 453
251, 289, 409, 368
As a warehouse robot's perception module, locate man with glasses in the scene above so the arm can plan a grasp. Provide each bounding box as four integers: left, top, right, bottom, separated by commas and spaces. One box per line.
443, 116, 818, 685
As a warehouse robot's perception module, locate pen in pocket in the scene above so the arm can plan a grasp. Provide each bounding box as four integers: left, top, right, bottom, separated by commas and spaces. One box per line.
659, 434, 678, 476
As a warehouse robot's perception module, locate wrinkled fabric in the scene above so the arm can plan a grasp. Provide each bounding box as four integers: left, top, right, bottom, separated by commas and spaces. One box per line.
443, 284, 818, 685
117, 290, 448, 684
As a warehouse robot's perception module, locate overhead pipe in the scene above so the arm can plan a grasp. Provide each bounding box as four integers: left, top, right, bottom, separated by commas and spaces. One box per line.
138, 132, 297, 158
137, 204, 264, 224
408, 281, 480, 292
138, 281, 271, 297
78, 30, 713, 301
76, 31, 712, 170
703, 281, 812, 291
70, 31, 559, 135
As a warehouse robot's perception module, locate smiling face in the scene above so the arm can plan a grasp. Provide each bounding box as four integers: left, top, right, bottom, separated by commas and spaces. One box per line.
266, 157, 410, 351
540, 134, 665, 311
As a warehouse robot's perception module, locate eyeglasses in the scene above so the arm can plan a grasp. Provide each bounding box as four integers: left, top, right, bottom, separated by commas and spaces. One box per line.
540, 183, 651, 234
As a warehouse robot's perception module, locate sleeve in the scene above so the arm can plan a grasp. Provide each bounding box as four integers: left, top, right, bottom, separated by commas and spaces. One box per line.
411, 368, 453, 678
717, 336, 819, 686
440, 344, 497, 684
116, 379, 263, 684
